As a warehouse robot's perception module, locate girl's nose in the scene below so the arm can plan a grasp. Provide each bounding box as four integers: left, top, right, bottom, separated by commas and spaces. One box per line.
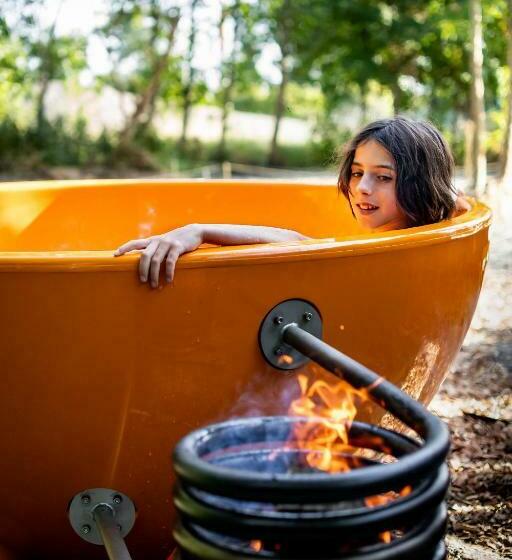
356, 175, 373, 195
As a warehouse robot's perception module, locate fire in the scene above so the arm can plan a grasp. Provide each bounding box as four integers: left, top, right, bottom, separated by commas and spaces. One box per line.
277, 354, 294, 366
288, 369, 413, 544
379, 531, 392, 544
249, 540, 262, 552
288, 372, 368, 473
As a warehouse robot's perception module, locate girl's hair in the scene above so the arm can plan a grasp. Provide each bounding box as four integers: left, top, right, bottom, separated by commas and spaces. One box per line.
337, 117, 456, 227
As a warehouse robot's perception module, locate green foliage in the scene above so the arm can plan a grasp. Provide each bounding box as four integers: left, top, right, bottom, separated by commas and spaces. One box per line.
233, 83, 323, 118
217, 1, 262, 104
0, 0, 510, 175
233, 84, 277, 114
97, 0, 182, 96
0, 116, 114, 169
109, 124, 342, 170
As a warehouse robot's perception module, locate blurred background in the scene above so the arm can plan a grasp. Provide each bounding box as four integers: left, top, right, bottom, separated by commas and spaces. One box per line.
0, 0, 511, 194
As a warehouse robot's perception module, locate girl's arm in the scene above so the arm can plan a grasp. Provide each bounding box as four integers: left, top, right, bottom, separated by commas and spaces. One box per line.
114, 224, 310, 288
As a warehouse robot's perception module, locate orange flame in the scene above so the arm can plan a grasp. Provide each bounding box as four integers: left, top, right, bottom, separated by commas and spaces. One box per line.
288, 369, 412, 544
288, 372, 368, 473
250, 540, 262, 552
277, 354, 294, 366
379, 531, 392, 544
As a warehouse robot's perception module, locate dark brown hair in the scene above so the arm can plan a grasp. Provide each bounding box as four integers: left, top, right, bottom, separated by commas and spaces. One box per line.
337, 117, 456, 227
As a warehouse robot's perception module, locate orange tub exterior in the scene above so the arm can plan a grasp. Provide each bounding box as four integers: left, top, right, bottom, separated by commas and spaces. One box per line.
0, 179, 490, 559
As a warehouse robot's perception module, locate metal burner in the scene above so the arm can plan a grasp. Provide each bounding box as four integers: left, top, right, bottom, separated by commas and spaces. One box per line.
173, 418, 448, 559
171, 299, 451, 560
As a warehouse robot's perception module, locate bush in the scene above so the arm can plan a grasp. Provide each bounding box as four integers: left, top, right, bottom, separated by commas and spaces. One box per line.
0, 118, 24, 167
0, 116, 115, 170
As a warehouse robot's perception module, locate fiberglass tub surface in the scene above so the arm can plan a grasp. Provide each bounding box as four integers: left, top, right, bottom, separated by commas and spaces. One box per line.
0, 179, 490, 559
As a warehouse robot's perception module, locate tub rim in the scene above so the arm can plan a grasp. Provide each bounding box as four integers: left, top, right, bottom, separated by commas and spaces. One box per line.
0, 179, 491, 272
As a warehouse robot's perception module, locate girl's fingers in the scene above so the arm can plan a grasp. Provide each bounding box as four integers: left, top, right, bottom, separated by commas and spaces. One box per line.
139, 240, 160, 283
114, 238, 151, 256
115, 233, 190, 287
165, 247, 181, 284
149, 241, 173, 288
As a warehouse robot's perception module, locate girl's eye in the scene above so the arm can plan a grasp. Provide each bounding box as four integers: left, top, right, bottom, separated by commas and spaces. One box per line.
378, 175, 392, 182
351, 171, 362, 178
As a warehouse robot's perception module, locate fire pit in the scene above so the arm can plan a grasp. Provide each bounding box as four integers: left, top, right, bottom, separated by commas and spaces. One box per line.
173, 418, 448, 559
172, 299, 451, 560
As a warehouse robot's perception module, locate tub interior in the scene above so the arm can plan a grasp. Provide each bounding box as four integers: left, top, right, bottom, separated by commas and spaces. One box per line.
0, 181, 365, 252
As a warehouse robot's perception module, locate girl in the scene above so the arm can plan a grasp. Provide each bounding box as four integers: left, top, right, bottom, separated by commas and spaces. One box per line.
114, 116, 469, 288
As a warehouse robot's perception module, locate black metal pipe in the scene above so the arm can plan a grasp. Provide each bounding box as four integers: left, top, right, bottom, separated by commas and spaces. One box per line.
175, 414, 445, 502
174, 502, 447, 560
175, 465, 448, 539
93, 504, 133, 560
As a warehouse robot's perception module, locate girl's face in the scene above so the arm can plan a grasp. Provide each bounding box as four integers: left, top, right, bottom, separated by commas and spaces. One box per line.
348, 139, 408, 231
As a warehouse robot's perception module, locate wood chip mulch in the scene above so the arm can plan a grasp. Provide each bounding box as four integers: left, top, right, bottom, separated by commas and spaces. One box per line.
429, 189, 512, 559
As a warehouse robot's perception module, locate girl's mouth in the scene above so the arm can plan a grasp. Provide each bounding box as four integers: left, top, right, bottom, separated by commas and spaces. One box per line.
356, 203, 379, 215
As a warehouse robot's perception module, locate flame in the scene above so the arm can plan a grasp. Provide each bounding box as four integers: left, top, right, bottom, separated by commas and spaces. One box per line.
288, 369, 413, 544
379, 531, 392, 544
277, 354, 294, 366
288, 372, 368, 473
250, 540, 262, 552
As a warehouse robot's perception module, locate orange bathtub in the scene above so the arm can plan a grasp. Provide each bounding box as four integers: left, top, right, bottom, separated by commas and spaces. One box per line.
0, 179, 490, 559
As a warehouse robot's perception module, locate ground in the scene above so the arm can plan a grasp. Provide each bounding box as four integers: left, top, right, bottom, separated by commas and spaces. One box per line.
429, 185, 512, 559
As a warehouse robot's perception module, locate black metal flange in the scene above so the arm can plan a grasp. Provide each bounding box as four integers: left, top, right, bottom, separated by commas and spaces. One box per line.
259, 299, 322, 370
68, 488, 136, 546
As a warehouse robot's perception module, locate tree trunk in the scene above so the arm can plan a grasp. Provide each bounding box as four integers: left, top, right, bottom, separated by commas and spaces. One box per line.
218, 87, 233, 162
119, 12, 179, 146
36, 74, 51, 131
360, 83, 368, 126
469, 0, 487, 196
391, 82, 403, 116
217, 1, 241, 161
36, 1, 63, 132
267, 55, 289, 167
464, 118, 475, 182
267, 0, 292, 167
179, 0, 201, 152
499, 0, 512, 189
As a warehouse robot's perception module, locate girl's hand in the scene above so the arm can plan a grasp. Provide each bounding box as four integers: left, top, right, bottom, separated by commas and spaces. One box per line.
453, 191, 471, 217
114, 223, 308, 288
114, 224, 203, 288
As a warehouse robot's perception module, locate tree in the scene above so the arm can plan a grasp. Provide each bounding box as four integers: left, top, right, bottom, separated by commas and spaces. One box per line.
469, 0, 487, 195
253, 0, 306, 166
98, 0, 181, 150
32, 27, 87, 132
1, 0, 86, 131
118, 5, 180, 145
216, 0, 258, 161
499, 0, 512, 187
0, 4, 29, 118
178, 0, 202, 151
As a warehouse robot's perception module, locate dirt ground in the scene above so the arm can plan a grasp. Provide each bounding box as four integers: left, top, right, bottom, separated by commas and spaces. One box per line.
429, 185, 512, 559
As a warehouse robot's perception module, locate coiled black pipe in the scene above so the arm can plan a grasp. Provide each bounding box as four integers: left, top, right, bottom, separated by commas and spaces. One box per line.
173, 322, 450, 559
